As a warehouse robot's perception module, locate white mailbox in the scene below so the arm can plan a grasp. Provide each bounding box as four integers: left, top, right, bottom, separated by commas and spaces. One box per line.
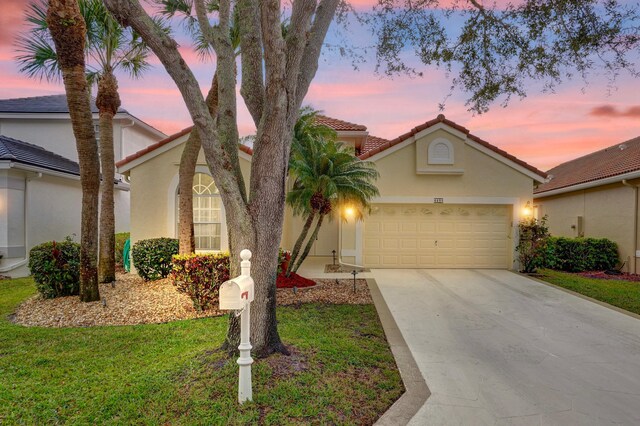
218, 249, 255, 404
220, 276, 254, 310
219, 250, 254, 311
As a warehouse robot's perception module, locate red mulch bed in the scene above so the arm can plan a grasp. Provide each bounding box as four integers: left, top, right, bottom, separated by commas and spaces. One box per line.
276, 272, 315, 289
577, 271, 640, 282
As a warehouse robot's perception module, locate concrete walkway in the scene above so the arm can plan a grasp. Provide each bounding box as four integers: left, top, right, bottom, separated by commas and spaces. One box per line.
373, 269, 640, 425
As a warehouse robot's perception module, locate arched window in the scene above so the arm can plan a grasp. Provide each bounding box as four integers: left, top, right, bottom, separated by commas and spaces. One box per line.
192, 173, 222, 250
428, 138, 454, 165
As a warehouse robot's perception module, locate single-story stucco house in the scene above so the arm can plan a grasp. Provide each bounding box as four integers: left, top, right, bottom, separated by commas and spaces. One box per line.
534, 136, 640, 274
0, 94, 166, 276
116, 114, 546, 270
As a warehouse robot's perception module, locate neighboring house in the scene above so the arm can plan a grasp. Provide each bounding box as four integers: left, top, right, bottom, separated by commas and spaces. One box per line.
117, 114, 546, 271
534, 137, 640, 274
0, 94, 166, 277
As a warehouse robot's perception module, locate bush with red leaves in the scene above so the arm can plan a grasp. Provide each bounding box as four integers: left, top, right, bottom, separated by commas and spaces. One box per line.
171, 250, 315, 310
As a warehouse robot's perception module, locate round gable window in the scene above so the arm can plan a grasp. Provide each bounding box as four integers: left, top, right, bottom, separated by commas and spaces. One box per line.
428, 138, 454, 165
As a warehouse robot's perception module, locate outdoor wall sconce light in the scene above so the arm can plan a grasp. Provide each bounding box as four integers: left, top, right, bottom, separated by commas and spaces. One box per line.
522, 201, 533, 217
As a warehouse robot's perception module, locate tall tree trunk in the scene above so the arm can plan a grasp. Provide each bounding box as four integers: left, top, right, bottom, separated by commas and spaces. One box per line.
103, 0, 340, 356
178, 73, 218, 255
292, 214, 325, 274
286, 210, 316, 276
47, 0, 101, 302
96, 70, 121, 283
178, 131, 200, 254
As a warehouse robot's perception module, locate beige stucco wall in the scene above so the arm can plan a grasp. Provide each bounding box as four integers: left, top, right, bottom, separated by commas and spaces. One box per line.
339, 128, 536, 268
534, 178, 640, 273
373, 129, 533, 199
128, 139, 252, 250
128, 126, 538, 271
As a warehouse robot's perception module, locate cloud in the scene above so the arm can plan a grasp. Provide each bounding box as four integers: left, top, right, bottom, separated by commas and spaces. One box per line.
0, 0, 27, 45
589, 104, 640, 118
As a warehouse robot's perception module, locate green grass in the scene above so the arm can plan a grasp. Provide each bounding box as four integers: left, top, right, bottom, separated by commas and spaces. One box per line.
0, 278, 403, 425
537, 269, 640, 315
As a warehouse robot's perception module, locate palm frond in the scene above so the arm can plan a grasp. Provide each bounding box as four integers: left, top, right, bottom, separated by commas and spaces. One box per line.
15, 33, 60, 82
287, 107, 380, 220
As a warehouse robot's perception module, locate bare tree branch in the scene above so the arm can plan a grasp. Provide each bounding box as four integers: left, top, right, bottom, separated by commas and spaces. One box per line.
103, 0, 246, 208
261, 0, 286, 92
193, 0, 216, 47
238, 0, 265, 125
295, 0, 340, 108
285, 0, 316, 101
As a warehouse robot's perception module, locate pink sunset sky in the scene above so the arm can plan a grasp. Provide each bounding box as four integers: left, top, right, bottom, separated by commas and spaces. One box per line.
1, 1, 639, 172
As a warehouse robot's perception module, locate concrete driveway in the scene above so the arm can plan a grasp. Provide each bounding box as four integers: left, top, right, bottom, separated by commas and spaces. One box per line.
372, 269, 640, 425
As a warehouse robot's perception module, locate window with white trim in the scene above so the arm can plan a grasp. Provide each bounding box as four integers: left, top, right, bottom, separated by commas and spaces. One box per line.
192, 173, 222, 250
428, 138, 454, 164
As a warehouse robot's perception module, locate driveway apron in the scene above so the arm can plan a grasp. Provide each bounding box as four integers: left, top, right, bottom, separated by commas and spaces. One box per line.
372, 269, 640, 425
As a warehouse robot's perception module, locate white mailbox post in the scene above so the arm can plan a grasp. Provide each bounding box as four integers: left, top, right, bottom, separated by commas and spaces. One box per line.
219, 249, 254, 404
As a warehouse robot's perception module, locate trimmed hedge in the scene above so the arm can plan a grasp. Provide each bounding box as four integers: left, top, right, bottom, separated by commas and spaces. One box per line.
171, 252, 230, 311
28, 238, 80, 298
171, 249, 311, 311
131, 238, 179, 281
542, 237, 619, 272
115, 232, 130, 265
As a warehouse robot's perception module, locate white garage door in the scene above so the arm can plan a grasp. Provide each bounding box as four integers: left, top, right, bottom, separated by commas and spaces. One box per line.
364, 204, 511, 268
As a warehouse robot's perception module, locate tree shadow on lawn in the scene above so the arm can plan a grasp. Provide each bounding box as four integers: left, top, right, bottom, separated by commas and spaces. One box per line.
157, 304, 404, 425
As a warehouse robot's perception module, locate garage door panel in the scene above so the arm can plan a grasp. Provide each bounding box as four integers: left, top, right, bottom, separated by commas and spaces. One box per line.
418, 223, 436, 234
400, 255, 417, 265
383, 222, 399, 233
455, 223, 473, 233
382, 255, 399, 266
401, 239, 418, 249
401, 223, 418, 233
364, 204, 511, 269
437, 239, 455, 249
474, 239, 491, 249
455, 239, 473, 249
382, 239, 399, 249
365, 255, 381, 266
364, 238, 380, 249
419, 239, 435, 249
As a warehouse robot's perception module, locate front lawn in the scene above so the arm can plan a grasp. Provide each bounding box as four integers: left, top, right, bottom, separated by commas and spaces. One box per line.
536, 269, 640, 315
0, 278, 403, 424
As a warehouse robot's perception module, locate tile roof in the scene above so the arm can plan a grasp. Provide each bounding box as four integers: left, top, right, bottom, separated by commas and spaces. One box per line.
0, 135, 79, 176
115, 125, 254, 168
361, 135, 390, 155
534, 136, 640, 195
117, 115, 365, 168
0, 94, 127, 114
116, 113, 545, 181
358, 114, 546, 177
315, 115, 367, 131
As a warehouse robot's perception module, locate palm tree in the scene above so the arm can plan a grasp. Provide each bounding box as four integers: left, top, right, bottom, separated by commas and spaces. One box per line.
17, 0, 153, 283
286, 109, 380, 275
43, 0, 100, 302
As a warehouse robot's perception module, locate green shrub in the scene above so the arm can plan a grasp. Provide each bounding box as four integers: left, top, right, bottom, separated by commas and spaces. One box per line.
171, 253, 230, 311
516, 216, 550, 273
131, 238, 179, 281
543, 237, 619, 272
28, 237, 80, 298
114, 232, 130, 265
